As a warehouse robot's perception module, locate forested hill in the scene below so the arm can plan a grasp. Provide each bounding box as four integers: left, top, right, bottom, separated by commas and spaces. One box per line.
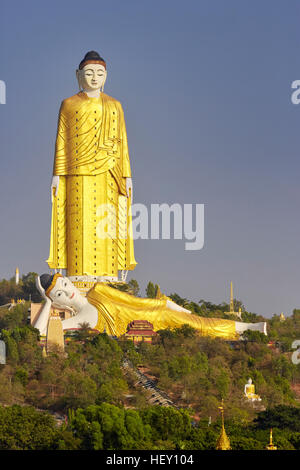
0, 274, 299, 450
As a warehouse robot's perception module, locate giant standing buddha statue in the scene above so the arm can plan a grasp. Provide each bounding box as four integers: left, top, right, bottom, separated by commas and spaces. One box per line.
47, 51, 137, 292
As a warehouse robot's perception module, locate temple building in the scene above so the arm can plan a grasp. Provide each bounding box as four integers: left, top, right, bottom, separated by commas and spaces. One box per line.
122, 320, 158, 344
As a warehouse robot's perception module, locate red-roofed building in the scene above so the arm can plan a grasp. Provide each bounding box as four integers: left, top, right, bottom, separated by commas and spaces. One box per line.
122, 320, 158, 344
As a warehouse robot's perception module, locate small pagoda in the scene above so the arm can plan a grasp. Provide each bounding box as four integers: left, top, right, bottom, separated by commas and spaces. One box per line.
266, 429, 277, 450
46, 309, 65, 354
216, 399, 231, 450
225, 282, 242, 319
122, 320, 158, 345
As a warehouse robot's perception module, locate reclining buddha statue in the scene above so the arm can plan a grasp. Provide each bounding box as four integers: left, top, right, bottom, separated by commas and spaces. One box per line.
34, 273, 267, 341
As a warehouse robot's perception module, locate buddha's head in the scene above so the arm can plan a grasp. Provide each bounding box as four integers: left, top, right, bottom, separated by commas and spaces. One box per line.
76, 50, 107, 92
36, 273, 84, 311
247, 378, 252, 385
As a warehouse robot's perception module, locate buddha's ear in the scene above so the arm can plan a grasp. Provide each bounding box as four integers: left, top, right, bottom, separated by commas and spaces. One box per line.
76, 69, 82, 90
101, 70, 107, 92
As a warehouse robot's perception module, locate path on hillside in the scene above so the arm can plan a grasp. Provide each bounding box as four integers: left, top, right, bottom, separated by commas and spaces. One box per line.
122, 359, 177, 408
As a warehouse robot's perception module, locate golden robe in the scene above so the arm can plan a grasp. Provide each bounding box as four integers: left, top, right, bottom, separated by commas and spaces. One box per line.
86, 284, 238, 340
47, 91, 137, 277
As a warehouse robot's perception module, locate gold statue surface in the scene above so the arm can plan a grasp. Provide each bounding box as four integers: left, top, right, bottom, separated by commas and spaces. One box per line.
34, 274, 267, 341
87, 283, 237, 338
47, 51, 136, 279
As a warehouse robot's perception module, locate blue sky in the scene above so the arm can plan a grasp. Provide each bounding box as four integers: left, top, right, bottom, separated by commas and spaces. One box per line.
0, 0, 299, 316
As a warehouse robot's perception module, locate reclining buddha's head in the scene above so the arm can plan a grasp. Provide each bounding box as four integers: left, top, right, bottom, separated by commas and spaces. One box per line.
37, 273, 83, 311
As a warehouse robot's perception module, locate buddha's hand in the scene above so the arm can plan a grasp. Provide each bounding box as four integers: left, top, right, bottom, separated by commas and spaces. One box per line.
126, 177, 133, 204
35, 275, 52, 305
51, 175, 60, 202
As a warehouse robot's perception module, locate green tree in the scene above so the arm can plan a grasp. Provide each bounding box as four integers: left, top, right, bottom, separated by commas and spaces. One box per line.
255, 406, 300, 432
0, 278, 23, 305
21, 272, 43, 302
0, 405, 59, 450
0, 302, 29, 330
169, 293, 190, 308
74, 322, 93, 342
70, 403, 150, 450
242, 329, 269, 344
146, 282, 156, 298
1, 330, 19, 363
140, 406, 191, 442
128, 279, 140, 296
62, 370, 97, 409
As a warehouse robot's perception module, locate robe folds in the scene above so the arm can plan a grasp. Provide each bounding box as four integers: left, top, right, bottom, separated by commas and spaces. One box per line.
86, 283, 238, 340
47, 91, 137, 277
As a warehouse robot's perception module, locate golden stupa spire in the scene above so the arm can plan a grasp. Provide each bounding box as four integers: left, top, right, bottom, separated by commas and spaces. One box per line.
266, 428, 277, 450
216, 399, 231, 450
15, 267, 20, 285
225, 282, 242, 318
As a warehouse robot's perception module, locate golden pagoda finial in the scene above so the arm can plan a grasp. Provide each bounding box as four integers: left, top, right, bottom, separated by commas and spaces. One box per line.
216, 399, 231, 450
266, 428, 277, 450
15, 267, 20, 285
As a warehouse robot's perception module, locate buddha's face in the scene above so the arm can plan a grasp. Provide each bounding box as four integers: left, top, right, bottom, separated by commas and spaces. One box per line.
48, 276, 81, 309
77, 63, 107, 91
